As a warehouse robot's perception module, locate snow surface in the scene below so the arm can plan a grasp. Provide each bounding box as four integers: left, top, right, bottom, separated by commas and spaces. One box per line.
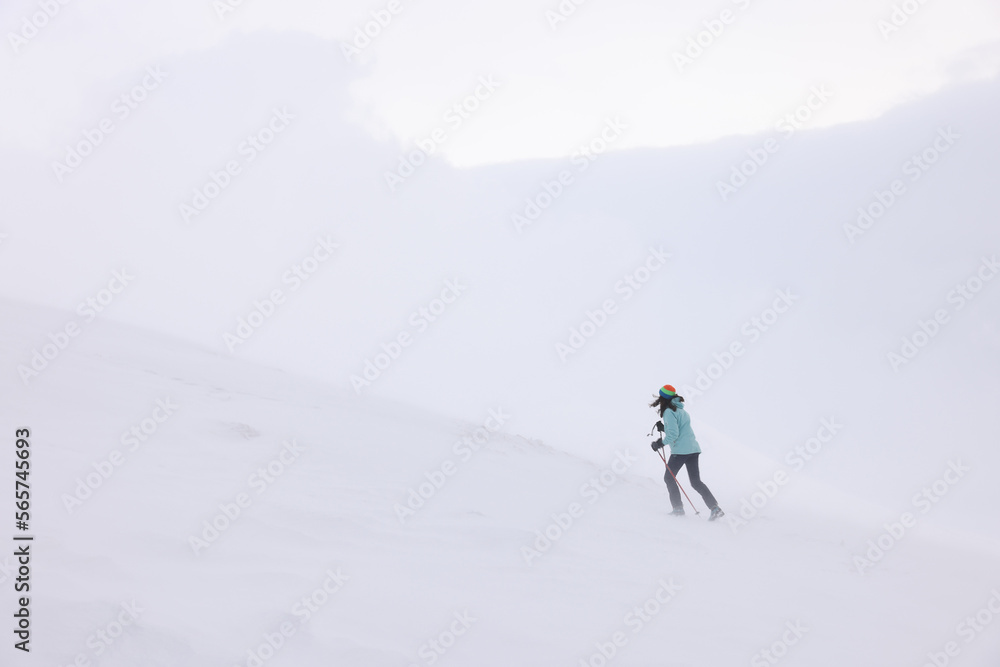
2, 21, 1000, 667
6, 298, 1000, 666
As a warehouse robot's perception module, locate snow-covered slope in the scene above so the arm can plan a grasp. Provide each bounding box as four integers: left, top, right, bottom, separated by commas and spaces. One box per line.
3, 27, 1000, 667
7, 299, 999, 665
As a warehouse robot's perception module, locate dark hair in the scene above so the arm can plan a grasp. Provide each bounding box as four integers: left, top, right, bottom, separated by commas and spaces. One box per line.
649, 393, 684, 415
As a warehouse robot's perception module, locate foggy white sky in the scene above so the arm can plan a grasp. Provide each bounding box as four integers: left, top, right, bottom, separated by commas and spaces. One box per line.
2, 0, 999, 165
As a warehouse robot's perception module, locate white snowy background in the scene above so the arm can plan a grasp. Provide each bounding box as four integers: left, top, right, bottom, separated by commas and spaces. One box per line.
2, 0, 1000, 665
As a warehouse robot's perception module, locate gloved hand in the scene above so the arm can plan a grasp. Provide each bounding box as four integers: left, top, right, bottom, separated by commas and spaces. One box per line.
654, 420, 664, 433
650, 439, 664, 452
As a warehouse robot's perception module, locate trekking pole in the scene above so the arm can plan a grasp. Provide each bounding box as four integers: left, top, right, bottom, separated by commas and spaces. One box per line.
656, 446, 701, 516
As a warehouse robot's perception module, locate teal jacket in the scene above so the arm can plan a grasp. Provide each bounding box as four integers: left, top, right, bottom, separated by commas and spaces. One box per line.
661, 402, 701, 455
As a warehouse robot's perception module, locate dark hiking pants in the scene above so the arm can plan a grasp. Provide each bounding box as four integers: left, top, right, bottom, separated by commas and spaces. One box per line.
664, 453, 718, 511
